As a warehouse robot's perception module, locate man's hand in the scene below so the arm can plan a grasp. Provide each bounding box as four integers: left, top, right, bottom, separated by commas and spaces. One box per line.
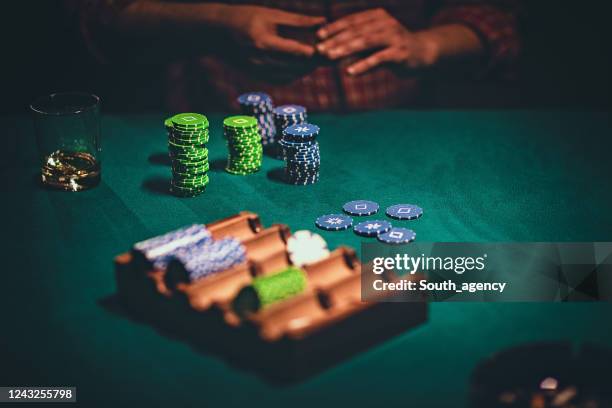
316, 8, 439, 75
221, 5, 325, 58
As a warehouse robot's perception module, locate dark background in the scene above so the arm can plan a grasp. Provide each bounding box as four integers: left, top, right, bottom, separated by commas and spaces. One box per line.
1, 0, 611, 113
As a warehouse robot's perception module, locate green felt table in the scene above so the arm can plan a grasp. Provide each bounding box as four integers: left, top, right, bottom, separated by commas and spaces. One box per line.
3, 111, 612, 407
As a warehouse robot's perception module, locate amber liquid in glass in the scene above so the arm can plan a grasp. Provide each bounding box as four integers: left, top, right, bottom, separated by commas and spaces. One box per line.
41, 150, 101, 191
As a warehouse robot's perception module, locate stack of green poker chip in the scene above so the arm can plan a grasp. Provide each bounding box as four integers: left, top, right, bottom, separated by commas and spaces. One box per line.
232, 266, 308, 316
165, 113, 210, 197
223, 115, 263, 175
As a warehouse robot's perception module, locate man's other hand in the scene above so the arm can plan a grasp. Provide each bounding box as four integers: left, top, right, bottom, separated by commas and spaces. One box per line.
316, 8, 439, 75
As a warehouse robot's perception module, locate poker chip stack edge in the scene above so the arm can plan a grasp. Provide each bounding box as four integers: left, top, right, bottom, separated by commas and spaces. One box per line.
165, 113, 210, 197
280, 123, 321, 185
237, 92, 276, 149
168, 237, 247, 282
273, 104, 307, 158
223, 115, 263, 175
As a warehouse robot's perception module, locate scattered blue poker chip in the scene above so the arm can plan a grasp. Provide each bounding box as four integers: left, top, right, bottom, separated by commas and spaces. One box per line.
385, 204, 423, 220
132, 224, 213, 269
377, 227, 416, 244
169, 237, 246, 282
353, 220, 392, 237
343, 200, 379, 216
315, 214, 353, 231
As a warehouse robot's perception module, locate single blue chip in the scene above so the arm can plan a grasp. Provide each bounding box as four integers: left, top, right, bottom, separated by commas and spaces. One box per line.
284, 123, 319, 141
278, 138, 317, 148
289, 153, 320, 161
274, 105, 307, 116
385, 204, 423, 220
315, 214, 353, 231
343, 200, 379, 216
238, 92, 272, 106
286, 151, 320, 159
353, 220, 392, 237
282, 148, 319, 157
285, 123, 319, 135
377, 228, 416, 244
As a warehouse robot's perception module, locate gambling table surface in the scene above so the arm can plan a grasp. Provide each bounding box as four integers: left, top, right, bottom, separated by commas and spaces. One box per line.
4, 110, 612, 407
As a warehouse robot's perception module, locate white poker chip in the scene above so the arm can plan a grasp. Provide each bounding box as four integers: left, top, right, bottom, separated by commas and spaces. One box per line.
287, 230, 330, 267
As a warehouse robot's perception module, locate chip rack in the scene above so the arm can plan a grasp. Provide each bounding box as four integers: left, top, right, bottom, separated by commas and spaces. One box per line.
114, 212, 427, 382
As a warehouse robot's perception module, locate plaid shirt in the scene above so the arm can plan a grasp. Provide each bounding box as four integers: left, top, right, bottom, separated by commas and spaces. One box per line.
75, 0, 520, 111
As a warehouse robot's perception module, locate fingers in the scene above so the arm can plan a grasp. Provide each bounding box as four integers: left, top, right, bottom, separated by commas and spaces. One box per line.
323, 32, 389, 60
317, 20, 388, 56
347, 48, 396, 75
261, 35, 316, 57
275, 10, 326, 27
261, 10, 325, 57
317, 8, 385, 39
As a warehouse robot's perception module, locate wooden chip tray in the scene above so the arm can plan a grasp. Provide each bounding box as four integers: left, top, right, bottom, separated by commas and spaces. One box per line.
114, 211, 427, 382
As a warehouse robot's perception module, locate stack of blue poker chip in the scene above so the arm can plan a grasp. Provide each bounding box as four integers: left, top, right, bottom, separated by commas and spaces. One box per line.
237, 92, 276, 147
169, 237, 247, 282
273, 104, 307, 158
280, 123, 321, 185
273, 105, 307, 132
131, 224, 212, 270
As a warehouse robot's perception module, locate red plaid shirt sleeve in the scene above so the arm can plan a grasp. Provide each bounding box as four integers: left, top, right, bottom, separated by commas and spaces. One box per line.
431, 1, 521, 73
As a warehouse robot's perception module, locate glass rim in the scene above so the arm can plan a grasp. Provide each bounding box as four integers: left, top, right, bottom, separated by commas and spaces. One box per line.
30, 92, 100, 116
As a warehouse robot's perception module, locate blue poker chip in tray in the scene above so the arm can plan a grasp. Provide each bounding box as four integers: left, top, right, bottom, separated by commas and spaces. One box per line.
168, 237, 246, 282
131, 224, 213, 269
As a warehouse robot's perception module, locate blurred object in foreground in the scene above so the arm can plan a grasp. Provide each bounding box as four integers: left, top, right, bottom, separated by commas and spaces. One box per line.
470, 342, 612, 407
